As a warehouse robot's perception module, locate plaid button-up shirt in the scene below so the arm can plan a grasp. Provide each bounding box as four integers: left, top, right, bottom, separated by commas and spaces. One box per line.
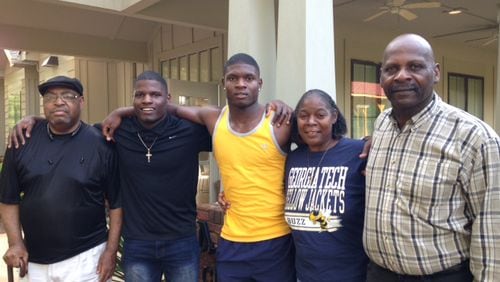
364, 93, 500, 281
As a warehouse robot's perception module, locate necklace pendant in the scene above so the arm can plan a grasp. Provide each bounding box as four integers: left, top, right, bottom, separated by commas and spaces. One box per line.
137, 132, 158, 163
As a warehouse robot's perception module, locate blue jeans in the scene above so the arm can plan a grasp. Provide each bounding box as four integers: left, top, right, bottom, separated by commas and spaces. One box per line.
123, 235, 200, 282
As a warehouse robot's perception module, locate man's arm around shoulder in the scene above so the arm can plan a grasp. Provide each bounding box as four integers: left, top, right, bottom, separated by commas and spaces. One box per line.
168, 104, 221, 135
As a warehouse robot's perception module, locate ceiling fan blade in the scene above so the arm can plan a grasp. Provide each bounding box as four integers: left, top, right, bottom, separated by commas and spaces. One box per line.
433, 26, 498, 39
363, 10, 389, 22
403, 2, 441, 9
399, 9, 418, 21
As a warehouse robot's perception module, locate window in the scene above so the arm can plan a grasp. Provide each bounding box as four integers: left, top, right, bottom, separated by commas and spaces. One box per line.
160, 47, 222, 83
448, 73, 483, 119
350, 60, 389, 139
5, 91, 22, 141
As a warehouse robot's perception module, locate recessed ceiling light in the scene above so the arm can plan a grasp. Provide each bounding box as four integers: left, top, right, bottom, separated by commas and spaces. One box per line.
447, 7, 466, 15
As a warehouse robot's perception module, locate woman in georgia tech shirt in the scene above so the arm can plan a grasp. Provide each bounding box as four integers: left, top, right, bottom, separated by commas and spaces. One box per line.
284, 89, 368, 282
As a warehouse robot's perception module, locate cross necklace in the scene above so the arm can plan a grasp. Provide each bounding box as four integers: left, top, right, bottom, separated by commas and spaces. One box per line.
137, 132, 158, 163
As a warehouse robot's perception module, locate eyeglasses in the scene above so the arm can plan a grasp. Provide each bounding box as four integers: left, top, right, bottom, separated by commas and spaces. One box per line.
43, 93, 81, 103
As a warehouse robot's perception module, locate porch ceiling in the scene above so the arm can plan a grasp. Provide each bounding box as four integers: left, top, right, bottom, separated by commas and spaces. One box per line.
335, 0, 498, 50
0, 0, 497, 75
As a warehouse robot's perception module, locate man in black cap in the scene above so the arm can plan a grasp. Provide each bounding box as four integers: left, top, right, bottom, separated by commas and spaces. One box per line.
0, 76, 122, 282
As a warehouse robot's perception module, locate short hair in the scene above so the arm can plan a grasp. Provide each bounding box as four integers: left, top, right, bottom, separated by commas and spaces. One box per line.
223, 53, 260, 75
292, 89, 347, 144
135, 71, 168, 93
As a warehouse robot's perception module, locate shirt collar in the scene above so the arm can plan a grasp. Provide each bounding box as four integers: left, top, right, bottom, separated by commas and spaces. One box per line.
132, 115, 170, 137
46, 120, 83, 140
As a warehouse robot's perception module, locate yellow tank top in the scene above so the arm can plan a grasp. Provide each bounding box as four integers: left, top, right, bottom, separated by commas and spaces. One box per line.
213, 106, 291, 242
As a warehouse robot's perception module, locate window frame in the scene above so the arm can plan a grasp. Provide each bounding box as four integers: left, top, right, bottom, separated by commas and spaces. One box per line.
447, 72, 484, 119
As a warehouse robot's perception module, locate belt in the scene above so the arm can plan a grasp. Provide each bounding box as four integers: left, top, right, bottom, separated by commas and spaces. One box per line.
370, 260, 471, 280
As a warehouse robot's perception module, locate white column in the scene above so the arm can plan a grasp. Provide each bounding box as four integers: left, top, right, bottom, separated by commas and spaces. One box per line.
0, 78, 5, 154
276, 0, 336, 107
226, 0, 276, 102
495, 3, 500, 132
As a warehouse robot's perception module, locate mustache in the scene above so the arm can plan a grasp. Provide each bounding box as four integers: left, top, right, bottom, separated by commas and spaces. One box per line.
50, 108, 68, 113
389, 85, 418, 93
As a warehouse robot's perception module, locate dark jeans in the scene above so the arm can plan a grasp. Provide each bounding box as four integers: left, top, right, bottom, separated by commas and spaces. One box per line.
123, 235, 200, 282
366, 260, 473, 282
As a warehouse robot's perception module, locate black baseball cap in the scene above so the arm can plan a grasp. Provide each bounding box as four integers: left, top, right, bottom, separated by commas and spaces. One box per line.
38, 76, 84, 96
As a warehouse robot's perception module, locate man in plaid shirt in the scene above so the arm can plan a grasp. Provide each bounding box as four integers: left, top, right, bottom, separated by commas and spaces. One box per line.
364, 33, 500, 281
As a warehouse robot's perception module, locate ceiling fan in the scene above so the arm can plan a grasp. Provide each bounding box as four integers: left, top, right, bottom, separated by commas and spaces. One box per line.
364, 0, 441, 22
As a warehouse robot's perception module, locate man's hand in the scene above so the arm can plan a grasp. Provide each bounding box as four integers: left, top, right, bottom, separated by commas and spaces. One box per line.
8, 115, 38, 149
266, 100, 293, 127
359, 136, 372, 176
97, 249, 116, 282
217, 191, 230, 212
101, 113, 123, 142
3, 244, 28, 277
101, 107, 135, 141
359, 136, 372, 159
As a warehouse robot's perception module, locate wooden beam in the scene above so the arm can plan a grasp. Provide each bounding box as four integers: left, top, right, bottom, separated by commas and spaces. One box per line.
0, 24, 148, 62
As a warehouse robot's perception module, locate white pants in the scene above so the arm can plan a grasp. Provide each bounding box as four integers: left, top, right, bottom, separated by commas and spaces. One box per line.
20, 242, 109, 282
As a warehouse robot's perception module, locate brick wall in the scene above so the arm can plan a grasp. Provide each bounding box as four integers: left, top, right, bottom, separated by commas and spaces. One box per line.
197, 203, 223, 245
197, 203, 223, 282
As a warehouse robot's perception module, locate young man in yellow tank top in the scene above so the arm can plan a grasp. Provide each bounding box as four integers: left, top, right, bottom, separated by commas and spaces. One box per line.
167, 53, 295, 281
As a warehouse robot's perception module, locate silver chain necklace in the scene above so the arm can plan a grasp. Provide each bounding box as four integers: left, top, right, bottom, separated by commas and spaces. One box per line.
137, 133, 158, 163
307, 140, 338, 168
307, 147, 331, 168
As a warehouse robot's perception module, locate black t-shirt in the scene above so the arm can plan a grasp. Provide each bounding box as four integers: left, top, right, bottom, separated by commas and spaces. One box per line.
0, 121, 120, 264
107, 115, 211, 240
